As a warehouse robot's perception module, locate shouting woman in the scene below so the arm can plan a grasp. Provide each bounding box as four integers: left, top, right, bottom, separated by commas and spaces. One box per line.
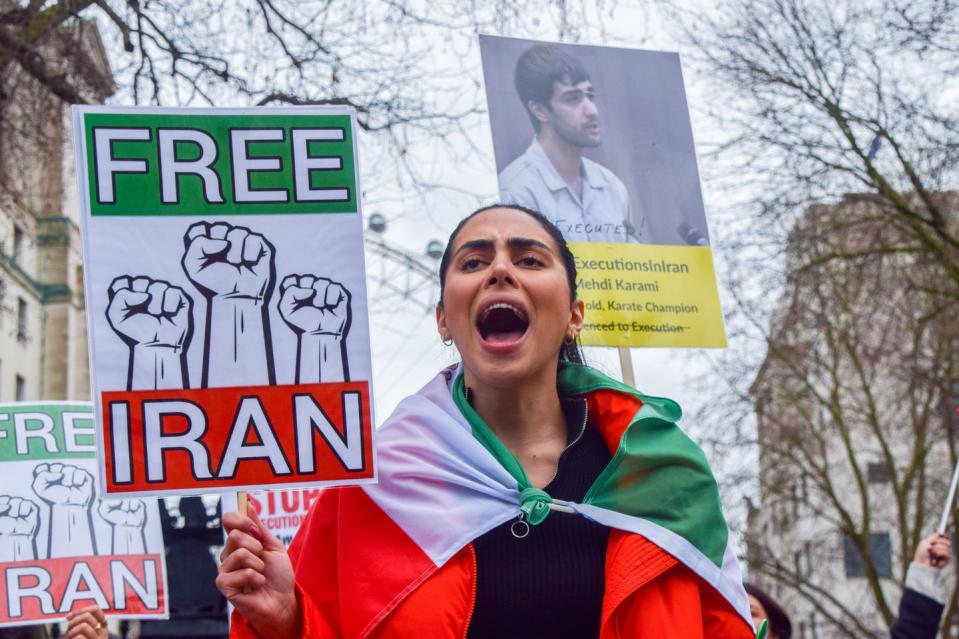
217, 204, 754, 638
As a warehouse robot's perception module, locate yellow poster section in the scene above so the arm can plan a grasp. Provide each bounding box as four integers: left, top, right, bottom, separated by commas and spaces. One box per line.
570, 242, 726, 348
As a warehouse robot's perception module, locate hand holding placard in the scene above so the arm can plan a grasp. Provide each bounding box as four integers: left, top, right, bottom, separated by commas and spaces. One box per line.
279, 275, 351, 383
0, 496, 39, 561
218, 509, 298, 638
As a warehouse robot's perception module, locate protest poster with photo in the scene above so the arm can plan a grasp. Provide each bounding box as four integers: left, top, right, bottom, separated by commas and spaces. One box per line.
73, 107, 376, 497
0, 402, 168, 627
479, 35, 726, 348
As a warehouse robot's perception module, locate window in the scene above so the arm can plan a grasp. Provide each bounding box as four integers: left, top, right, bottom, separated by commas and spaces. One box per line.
16, 297, 27, 342
867, 462, 891, 483
12, 225, 23, 263
14, 375, 25, 402
844, 532, 892, 577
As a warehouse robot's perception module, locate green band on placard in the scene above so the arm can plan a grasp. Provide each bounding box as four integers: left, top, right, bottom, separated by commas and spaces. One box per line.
0, 404, 96, 461
82, 112, 357, 216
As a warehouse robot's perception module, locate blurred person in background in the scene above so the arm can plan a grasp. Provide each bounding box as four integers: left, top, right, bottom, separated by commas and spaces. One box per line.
744, 583, 791, 639
891, 532, 951, 639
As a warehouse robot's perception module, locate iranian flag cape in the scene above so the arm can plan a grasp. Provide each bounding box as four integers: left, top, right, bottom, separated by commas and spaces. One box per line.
236, 362, 753, 637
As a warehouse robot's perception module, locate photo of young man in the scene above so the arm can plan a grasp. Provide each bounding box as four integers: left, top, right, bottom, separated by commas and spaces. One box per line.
498, 44, 644, 243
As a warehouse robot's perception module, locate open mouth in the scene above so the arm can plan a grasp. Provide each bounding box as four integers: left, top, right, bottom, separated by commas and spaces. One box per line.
476, 303, 529, 344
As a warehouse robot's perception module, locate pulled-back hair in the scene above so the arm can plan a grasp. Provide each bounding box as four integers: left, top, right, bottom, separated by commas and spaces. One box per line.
514, 45, 590, 132
437, 203, 584, 364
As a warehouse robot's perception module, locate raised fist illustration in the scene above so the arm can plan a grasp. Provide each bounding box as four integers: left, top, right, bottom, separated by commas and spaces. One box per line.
182, 222, 275, 303
279, 275, 352, 337
106, 276, 193, 350
98, 498, 146, 528
33, 463, 97, 557
99, 499, 147, 554
0, 496, 39, 561
33, 463, 95, 508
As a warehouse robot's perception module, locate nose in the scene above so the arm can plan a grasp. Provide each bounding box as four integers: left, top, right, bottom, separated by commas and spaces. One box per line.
583, 97, 598, 119
486, 254, 517, 288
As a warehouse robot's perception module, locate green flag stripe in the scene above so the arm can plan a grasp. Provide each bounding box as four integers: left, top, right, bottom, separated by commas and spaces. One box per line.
451, 374, 530, 488
451, 363, 727, 567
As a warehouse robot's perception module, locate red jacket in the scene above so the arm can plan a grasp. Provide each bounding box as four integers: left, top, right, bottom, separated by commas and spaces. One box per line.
231, 366, 755, 638
231, 484, 754, 638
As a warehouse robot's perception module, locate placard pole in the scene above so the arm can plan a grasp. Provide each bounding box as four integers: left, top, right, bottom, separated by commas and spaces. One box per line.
237, 490, 253, 593
618, 346, 635, 388
938, 456, 959, 534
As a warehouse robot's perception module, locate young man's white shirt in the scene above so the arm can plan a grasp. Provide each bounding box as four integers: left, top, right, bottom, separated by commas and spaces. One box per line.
498, 138, 645, 243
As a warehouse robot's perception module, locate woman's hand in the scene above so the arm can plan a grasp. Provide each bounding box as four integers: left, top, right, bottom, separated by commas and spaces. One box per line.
217, 507, 299, 639
65, 604, 108, 638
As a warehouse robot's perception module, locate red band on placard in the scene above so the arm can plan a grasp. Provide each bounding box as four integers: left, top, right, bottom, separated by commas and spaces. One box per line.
0, 554, 165, 624
100, 382, 373, 494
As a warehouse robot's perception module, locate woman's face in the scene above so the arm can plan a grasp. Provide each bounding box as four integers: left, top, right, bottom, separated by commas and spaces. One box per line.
436, 207, 583, 389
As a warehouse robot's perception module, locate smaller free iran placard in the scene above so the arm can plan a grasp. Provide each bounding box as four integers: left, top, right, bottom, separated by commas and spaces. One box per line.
0, 402, 168, 627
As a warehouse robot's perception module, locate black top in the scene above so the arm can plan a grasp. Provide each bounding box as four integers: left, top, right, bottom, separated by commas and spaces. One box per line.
466, 397, 613, 639
890, 588, 945, 639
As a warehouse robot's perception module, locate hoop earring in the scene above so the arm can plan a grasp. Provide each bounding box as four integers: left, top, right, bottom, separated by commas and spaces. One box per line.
442, 336, 453, 346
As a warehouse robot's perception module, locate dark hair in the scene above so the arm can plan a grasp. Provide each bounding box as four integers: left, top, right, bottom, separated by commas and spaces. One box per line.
437, 203, 584, 364
744, 583, 792, 639
514, 45, 590, 132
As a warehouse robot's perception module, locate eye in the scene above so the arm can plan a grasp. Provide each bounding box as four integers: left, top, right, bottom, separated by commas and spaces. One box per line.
460, 257, 485, 271
517, 255, 544, 267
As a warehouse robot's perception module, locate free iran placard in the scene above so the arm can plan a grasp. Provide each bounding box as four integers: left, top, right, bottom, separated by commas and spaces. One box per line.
73, 107, 376, 497
0, 403, 168, 627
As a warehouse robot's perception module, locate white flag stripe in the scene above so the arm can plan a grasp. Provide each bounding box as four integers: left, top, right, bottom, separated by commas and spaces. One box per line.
363, 370, 521, 566
572, 503, 752, 628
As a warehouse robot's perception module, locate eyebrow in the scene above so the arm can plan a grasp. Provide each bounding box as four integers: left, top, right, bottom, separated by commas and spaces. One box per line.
508, 237, 551, 251
454, 237, 551, 255
557, 84, 594, 98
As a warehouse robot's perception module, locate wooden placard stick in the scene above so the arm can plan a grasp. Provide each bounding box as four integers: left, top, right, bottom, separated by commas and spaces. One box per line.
237, 491, 253, 593
618, 346, 635, 388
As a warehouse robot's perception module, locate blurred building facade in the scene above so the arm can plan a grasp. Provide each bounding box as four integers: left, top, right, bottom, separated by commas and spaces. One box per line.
0, 15, 113, 402
748, 193, 959, 638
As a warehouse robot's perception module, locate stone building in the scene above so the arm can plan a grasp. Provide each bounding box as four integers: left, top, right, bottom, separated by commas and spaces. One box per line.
747, 193, 959, 637
0, 16, 114, 401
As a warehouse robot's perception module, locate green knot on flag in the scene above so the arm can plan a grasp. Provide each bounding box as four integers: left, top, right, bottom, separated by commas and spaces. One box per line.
520, 487, 553, 525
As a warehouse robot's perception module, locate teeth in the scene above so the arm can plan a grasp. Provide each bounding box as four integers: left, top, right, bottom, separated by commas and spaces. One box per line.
482, 303, 526, 321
